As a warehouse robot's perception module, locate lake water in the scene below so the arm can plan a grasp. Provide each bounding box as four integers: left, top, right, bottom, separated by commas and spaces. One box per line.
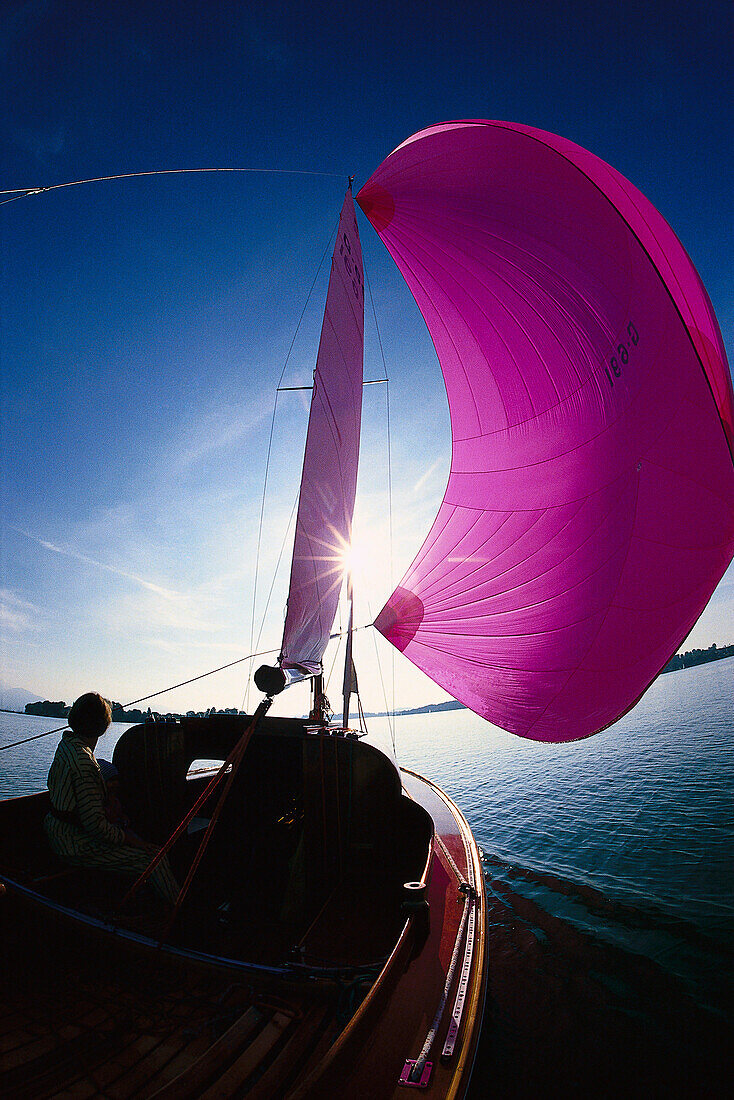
1, 658, 732, 1095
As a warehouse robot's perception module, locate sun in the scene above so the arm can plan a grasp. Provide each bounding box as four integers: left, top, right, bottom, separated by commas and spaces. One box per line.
335, 531, 368, 585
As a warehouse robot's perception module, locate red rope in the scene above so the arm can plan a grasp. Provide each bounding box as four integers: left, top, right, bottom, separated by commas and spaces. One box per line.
158, 701, 268, 941
119, 699, 270, 910
319, 736, 329, 872
333, 735, 342, 879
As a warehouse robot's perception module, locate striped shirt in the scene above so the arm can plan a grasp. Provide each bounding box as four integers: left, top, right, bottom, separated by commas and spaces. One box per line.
47, 731, 125, 846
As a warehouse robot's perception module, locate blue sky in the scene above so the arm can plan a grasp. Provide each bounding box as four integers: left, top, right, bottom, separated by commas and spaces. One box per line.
1, 0, 732, 716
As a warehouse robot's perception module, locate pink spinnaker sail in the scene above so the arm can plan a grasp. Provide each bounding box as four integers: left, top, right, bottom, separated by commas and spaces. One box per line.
280, 188, 364, 673
358, 121, 734, 742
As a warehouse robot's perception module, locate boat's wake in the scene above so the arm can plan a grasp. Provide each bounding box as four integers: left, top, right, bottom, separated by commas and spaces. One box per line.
471, 852, 732, 1098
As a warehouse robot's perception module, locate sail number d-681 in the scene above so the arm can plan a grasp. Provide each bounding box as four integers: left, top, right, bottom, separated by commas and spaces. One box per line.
605, 321, 639, 387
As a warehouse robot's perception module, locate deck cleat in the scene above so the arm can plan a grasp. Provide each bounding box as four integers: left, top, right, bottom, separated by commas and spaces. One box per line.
399, 1059, 433, 1088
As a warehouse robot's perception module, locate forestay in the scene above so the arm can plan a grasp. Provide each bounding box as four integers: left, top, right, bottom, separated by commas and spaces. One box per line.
358, 121, 734, 742
280, 188, 364, 675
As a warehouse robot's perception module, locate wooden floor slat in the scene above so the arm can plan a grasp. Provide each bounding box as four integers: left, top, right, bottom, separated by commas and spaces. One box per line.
245, 1003, 332, 1100
46, 1081, 101, 1100
197, 1011, 293, 1100
36, 979, 238, 1098
0, 1028, 40, 1057
1, 960, 268, 1100
0, 1027, 121, 1100
63, 1033, 162, 1098
0, 1005, 112, 1081
136, 1024, 220, 1096
149, 1006, 263, 1099
96, 1029, 197, 1099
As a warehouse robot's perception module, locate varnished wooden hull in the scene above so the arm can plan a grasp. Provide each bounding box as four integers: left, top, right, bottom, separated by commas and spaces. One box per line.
0, 717, 487, 1098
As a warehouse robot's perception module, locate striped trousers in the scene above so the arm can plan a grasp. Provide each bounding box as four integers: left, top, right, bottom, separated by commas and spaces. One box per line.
44, 815, 180, 904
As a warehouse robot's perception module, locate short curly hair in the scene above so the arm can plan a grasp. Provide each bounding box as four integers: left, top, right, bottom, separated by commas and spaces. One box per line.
68, 692, 112, 739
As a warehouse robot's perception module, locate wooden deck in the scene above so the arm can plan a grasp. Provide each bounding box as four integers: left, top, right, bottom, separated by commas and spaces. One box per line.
0, 936, 337, 1099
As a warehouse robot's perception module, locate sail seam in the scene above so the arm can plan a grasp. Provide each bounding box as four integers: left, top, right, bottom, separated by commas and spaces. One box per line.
415, 526, 633, 626
489, 121, 734, 467
380, 234, 492, 435
390, 206, 605, 412
522, 472, 641, 738
385, 229, 535, 429
391, 212, 565, 414
404, 509, 511, 596
420, 468, 635, 605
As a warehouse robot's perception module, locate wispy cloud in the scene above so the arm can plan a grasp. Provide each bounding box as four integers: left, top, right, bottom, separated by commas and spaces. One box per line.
172, 400, 270, 472
0, 588, 38, 632
15, 529, 179, 600
99, 586, 219, 636
144, 636, 247, 656
413, 459, 444, 494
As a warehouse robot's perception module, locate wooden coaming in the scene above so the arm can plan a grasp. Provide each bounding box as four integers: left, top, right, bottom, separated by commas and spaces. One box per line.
285, 769, 488, 1099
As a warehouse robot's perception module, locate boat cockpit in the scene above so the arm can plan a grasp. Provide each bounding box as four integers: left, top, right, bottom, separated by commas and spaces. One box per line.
0, 715, 433, 971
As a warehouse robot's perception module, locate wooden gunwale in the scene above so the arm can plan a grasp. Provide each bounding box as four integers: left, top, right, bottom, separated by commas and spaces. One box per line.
282, 767, 487, 1099
286, 914, 417, 1098
401, 768, 488, 1100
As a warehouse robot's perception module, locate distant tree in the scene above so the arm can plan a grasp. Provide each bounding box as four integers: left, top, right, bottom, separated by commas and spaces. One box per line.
25, 700, 69, 718
661, 642, 734, 675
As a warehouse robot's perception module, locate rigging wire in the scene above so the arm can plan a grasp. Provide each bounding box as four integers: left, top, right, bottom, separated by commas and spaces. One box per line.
0, 166, 343, 201
386, 379, 396, 755
2, 163, 349, 727
244, 218, 339, 709
366, 597, 396, 753
0, 622, 374, 754
365, 262, 397, 753
0, 646, 277, 752
2, 177, 389, 748
240, 487, 299, 712
324, 623, 344, 702
0, 192, 30, 207
277, 378, 387, 392
254, 489, 299, 651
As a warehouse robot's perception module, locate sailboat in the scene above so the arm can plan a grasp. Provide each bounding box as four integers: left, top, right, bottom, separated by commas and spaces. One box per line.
1, 121, 733, 1099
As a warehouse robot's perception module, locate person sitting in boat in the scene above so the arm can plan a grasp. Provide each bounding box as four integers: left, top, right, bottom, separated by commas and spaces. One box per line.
44, 692, 179, 905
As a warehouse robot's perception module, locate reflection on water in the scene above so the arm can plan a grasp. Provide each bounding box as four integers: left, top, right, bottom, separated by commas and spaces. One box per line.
385, 658, 733, 942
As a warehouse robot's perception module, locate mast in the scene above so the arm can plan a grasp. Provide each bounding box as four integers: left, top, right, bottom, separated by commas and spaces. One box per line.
341, 572, 357, 728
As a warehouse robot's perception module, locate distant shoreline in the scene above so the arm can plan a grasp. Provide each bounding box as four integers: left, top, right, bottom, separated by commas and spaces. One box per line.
6, 644, 733, 723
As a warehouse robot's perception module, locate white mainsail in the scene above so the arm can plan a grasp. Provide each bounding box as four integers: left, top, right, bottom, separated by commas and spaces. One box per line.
258, 188, 364, 696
